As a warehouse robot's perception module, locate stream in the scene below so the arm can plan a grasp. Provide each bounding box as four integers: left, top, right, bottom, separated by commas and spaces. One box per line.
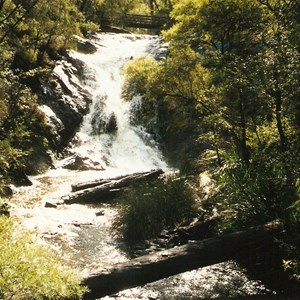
10, 33, 273, 299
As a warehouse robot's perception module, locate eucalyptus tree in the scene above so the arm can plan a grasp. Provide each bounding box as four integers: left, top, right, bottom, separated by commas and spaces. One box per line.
165, 0, 300, 167
145, 0, 300, 220
254, 0, 300, 150
169, 0, 300, 276
163, 0, 268, 167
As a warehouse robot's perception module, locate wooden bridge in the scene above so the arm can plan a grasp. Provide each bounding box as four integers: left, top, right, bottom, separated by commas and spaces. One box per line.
103, 13, 170, 30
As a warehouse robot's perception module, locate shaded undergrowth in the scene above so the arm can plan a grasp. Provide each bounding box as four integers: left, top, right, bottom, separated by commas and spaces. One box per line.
114, 176, 198, 244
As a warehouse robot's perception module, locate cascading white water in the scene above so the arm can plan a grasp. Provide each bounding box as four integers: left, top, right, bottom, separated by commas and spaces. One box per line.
70, 33, 167, 173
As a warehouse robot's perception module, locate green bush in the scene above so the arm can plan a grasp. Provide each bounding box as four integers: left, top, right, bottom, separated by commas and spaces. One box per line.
114, 176, 197, 243
208, 151, 300, 281
0, 216, 87, 299
211, 159, 293, 232
281, 180, 300, 282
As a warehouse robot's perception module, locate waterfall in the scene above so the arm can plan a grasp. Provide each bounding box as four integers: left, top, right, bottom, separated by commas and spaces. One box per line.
10, 33, 271, 300
69, 33, 167, 173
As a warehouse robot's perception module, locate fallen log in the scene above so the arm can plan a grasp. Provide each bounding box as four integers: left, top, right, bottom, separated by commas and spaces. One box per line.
63, 169, 164, 204
82, 220, 282, 299
71, 170, 162, 192
167, 216, 220, 246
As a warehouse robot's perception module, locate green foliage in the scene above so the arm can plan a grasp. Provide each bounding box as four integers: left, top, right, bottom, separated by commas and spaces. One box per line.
206, 147, 300, 280
0, 1, 84, 68
160, 0, 300, 168
0, 216, 87, 299
122, 0, 300, 281
114, 176, 197, 243
77, 0, 105, 23
0, 71, 51, 179
211, 154, 294, 231
79, 21, 100, 36
280, 179, 300, 281
122, 55, 163, 129
122, 55, 159, 102
102, 0, 150, 16
164, 0, 205, 44
122, 46, 207, 171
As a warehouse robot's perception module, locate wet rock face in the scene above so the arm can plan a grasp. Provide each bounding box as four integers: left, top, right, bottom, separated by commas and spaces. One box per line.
91, 112, 118, 135
38, 56, 92, 149
62, 154, 104, 171
76, 40, 98, 54
12, 170, 33, 187
105, 113, 118, 134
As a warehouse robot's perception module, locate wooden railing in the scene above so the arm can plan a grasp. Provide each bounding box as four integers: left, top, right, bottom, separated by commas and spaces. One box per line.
103, 13, 169, 29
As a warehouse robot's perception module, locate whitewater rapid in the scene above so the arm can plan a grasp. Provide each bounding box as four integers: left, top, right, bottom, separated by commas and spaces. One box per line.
69, 33, 167, 173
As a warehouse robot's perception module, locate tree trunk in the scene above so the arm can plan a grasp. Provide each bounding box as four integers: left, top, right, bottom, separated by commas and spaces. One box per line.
148, 0, 154, 15
273, 68, 287, 152
275, 89, 286, 151
238, 90, 250, 167
83, 220, 282, 299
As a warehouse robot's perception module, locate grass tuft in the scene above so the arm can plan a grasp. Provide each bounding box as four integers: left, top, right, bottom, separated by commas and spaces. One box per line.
114, 176, 197, 244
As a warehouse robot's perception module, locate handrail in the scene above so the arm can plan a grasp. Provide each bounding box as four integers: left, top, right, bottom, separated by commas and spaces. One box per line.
103, 13, 169, 29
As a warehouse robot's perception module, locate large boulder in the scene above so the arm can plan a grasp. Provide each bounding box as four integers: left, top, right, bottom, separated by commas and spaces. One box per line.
76, 39, 98, 54
62, 154, 104, 171
38, 56, 92, 149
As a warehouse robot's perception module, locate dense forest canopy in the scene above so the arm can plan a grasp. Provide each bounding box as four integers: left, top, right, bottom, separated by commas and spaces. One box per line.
0, 0, 300, 291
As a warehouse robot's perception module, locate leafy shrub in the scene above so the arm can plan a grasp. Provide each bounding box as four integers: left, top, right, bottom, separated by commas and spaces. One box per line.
281, 180, 300, 282
211, 154, 296, 232
207, 150, 300, 281
114, 176, 197, 243
79, 21, 100, 36
0, 216, 87, 299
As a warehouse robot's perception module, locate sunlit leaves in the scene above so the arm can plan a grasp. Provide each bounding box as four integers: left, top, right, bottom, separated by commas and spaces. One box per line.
163, 0, 205, 45
199, 0, 264, 55
103, 0, 151, 16
0, 216, 87, 299
122, 55, 159, 101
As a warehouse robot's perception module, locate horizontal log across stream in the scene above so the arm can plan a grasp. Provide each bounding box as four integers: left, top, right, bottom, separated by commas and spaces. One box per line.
83, 220, 282, 299
63, 169, 164, 204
